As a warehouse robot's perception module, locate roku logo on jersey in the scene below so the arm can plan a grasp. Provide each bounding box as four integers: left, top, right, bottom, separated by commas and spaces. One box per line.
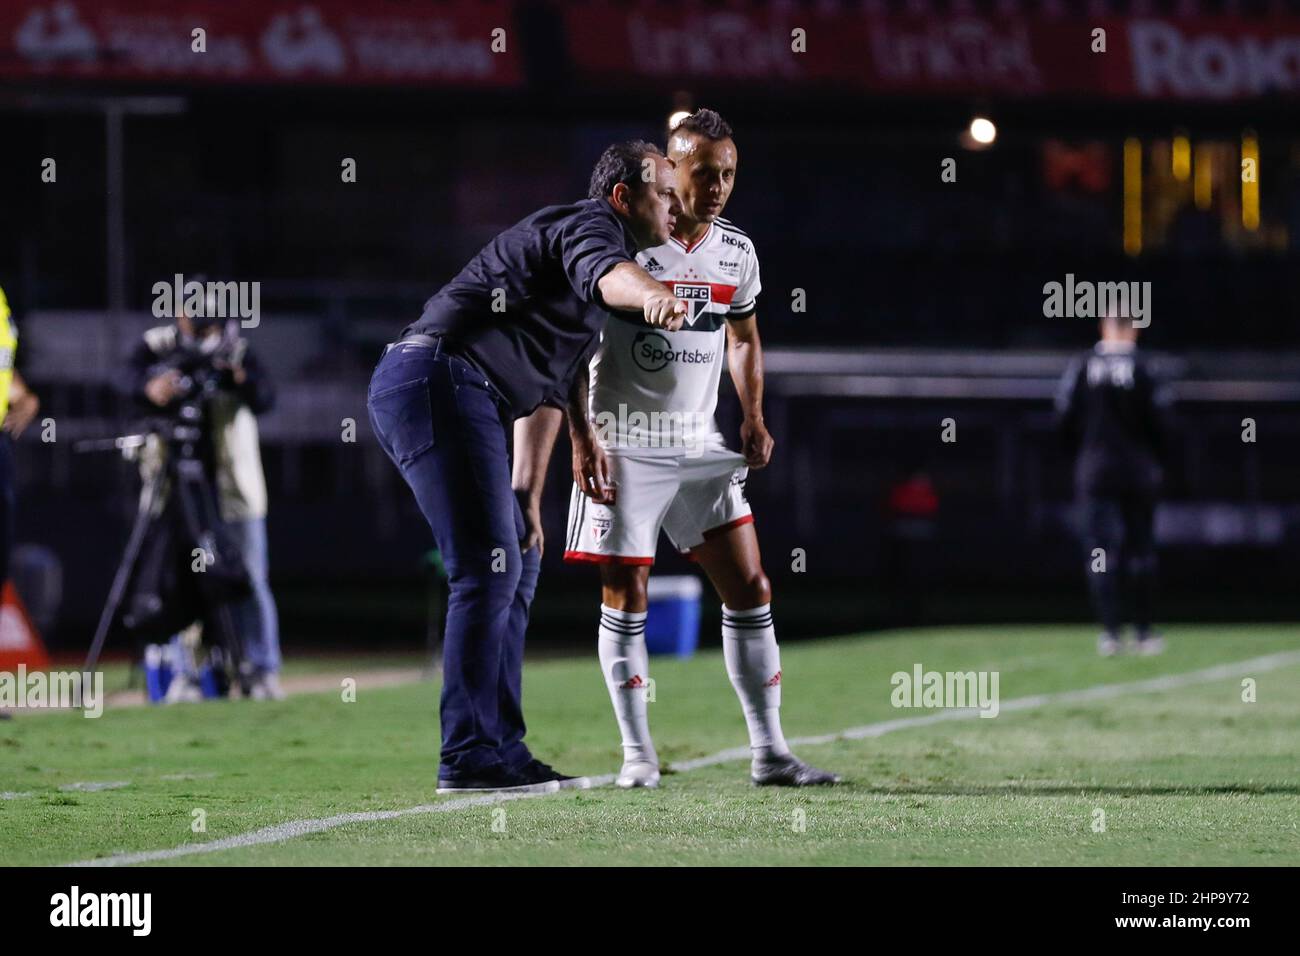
719, 232, 749, 254
632, 331, 715, 372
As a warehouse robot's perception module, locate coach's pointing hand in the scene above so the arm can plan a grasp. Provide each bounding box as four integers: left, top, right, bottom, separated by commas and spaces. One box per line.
643, 292, 688, 332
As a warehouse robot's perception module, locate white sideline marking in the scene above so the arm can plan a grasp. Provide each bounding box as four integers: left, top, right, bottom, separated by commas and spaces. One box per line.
65, 650, 1300, 867
60, 781, 130, 792
673, 650, 1300, 769
65, 783, 613, 868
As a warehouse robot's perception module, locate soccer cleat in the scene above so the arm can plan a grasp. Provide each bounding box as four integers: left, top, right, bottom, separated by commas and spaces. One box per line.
163, 675, 204, 704
615, 759, 661, 789
517, 758, 593, 791
436, 765, 561, 795
1132, 634, 1166, 656
248, 671, 286, 701
1097, 632, 1123, 657
751, 753, 840, 787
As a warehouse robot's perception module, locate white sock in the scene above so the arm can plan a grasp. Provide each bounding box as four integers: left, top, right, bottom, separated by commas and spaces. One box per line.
598, 604, 656, 765
722, 603, 790, 760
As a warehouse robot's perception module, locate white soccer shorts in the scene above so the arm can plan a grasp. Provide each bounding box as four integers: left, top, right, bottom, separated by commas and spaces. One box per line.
563, 446, 753, 565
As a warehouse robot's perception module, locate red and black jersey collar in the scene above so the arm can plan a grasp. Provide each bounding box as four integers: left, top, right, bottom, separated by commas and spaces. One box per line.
669, 222, 713, 254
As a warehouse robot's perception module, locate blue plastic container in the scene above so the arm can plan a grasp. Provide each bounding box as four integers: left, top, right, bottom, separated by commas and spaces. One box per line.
644, 575, 703, 658
143, 644, 173, 704
197, 664, 222, 699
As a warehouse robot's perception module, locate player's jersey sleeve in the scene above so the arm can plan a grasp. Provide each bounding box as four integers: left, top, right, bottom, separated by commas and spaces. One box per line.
728, 241, 761, 319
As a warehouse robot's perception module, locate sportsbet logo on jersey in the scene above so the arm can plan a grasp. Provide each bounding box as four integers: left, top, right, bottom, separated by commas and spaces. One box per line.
632, 331, 716, 373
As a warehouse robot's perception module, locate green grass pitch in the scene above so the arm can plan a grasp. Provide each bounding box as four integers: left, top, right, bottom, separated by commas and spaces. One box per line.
2, 624, 1298, 866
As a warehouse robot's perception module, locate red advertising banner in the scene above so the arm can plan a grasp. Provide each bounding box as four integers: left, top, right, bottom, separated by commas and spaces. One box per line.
0, 0, 524, 87
3, 2, 1295, 99
1115, 17, 1300, 99
563, 6, 1300, 101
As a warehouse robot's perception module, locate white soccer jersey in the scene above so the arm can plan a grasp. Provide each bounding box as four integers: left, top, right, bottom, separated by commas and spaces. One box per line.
588, 217, 760, 454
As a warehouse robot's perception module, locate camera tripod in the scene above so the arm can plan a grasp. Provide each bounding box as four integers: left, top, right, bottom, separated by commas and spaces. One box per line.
78, 403, 249, 691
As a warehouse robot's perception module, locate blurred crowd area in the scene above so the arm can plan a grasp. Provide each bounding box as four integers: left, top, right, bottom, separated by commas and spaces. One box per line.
3, 109, 1299, 353
3, 0, 1300, 353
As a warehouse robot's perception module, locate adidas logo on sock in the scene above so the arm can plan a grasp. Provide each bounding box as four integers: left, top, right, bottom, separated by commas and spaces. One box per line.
764, 671, 782, 688
621, 674, 646, 690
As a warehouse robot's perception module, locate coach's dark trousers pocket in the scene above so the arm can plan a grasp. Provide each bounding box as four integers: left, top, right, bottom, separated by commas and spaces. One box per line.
369, 378, 435, 466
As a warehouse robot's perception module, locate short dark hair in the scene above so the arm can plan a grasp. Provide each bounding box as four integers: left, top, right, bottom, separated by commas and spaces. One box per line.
669, 108, 733, 142
588, 140, 664, 201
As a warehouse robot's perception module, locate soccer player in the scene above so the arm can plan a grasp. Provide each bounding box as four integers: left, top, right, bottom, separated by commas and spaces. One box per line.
565, 110, 839, 788
368, 141, 686, 795
1055, 311, 1170, 656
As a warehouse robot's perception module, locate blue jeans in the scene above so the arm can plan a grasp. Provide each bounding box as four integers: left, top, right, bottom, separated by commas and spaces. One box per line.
225, 517, 281, 674
367, 339, 538, 779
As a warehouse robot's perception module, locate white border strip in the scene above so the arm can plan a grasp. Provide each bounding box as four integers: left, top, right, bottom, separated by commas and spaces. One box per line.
65, 650, 1300, 867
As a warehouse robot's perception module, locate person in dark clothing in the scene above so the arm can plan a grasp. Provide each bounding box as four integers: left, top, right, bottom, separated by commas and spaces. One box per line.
124, 303, 281, 698
367, 140, 685, 794
1055, 312, 1171, 656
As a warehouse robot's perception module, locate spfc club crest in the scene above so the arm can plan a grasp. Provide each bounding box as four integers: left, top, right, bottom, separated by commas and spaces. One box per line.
672, 282, 711, 326
591, 514, 613, 544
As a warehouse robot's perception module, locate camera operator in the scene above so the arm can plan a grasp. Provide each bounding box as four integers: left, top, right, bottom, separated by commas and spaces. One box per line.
123, 299, 283, 700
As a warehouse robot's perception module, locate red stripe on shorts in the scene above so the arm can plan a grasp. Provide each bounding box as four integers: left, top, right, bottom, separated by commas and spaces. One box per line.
563, 551, 655, 566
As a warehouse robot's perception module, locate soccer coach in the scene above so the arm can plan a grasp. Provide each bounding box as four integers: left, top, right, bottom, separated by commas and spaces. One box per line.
368, 141, 686, 795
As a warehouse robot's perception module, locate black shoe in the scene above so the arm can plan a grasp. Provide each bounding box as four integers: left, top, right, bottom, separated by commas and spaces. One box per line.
751, 753, 842, 787
436, 764, 561, 795
516, 758, 593, 791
